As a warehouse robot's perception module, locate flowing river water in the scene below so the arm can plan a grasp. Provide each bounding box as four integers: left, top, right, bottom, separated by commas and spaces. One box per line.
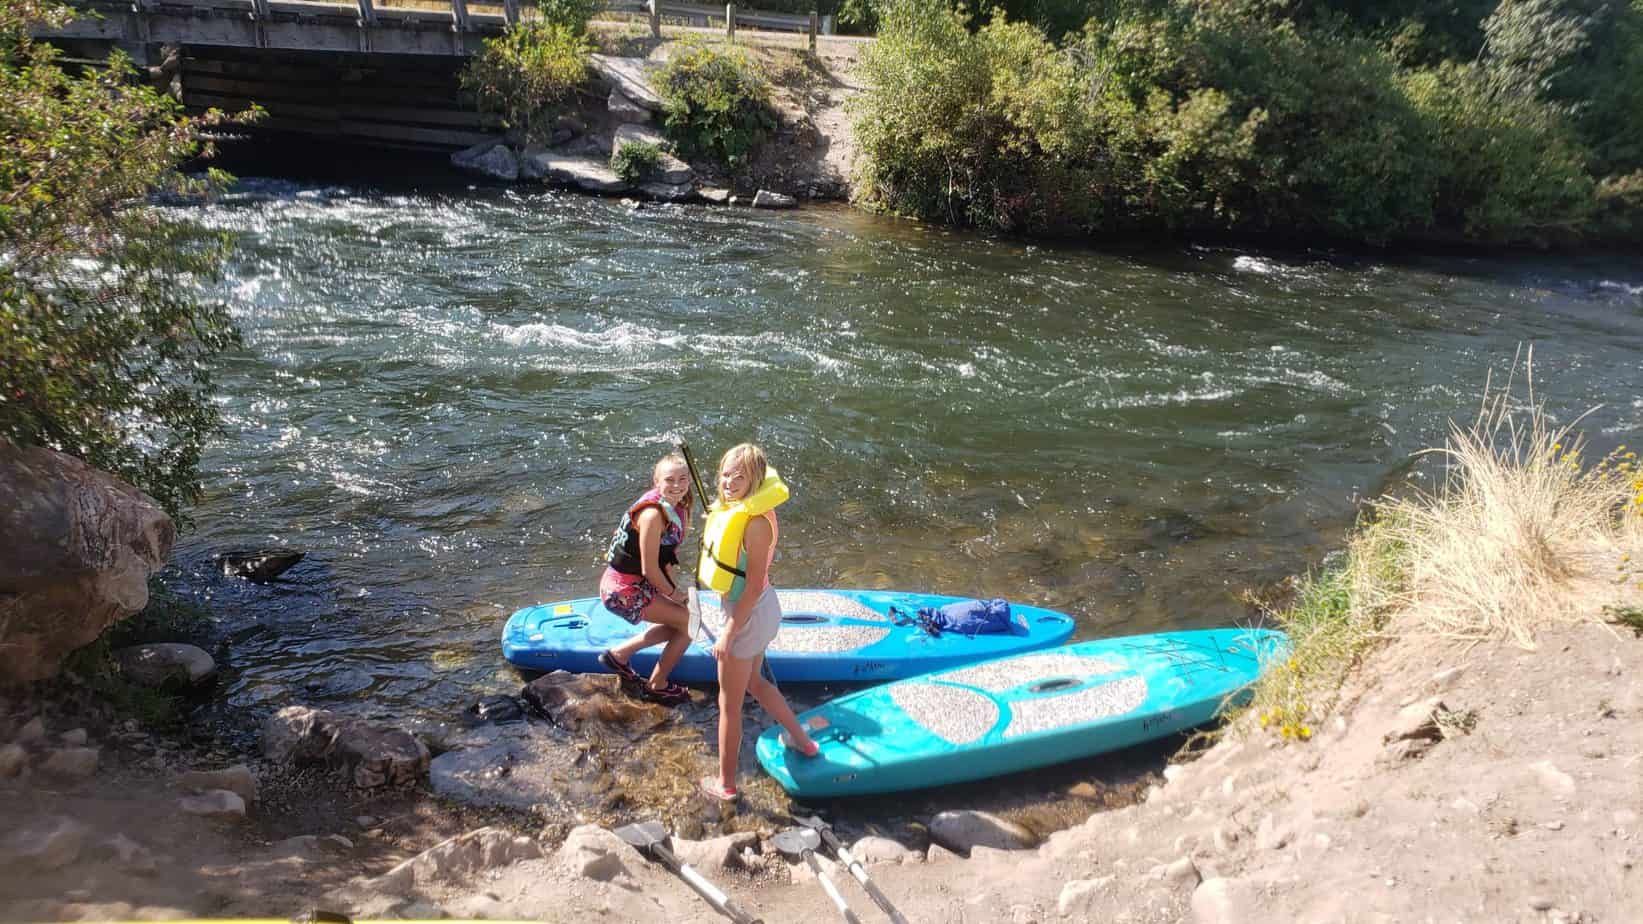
159, 174, 1643, 835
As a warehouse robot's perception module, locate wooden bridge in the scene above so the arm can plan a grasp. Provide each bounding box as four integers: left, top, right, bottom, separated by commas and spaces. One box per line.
39, 0, 840, 151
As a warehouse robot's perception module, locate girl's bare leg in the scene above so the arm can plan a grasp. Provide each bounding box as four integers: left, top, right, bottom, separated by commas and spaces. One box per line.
747, 655, 817, 751
715, 652, 757, 790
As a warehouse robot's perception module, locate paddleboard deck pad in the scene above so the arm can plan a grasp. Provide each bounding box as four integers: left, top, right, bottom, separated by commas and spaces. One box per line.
501, 589, 1077, 683
754, 627, 1288, 797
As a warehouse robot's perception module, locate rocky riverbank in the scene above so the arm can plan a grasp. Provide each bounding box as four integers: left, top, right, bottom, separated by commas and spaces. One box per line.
4, 557, 1637, 922
448, 42, 859, 209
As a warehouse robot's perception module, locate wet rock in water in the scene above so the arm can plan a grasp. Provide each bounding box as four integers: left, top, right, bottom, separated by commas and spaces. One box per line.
179, 789, 246, 818
1075, 560, 1145, 598
1143, 510, 1208, 544
465, 695, 524, 725
216, 547, 304, 582
40, 747, 99, 779
0, 743, 27, 778
59, 728, 87, 747
374, 826, 543, 896
177, 765, 257, 805
929, 809, 1036, 855
1, 816, 88, 871
450, 142, 520, 183
697, 187, 732, 205
115, 642, 217, 689
555, 825, 631, 882
521, 671, 663, 731
640, 182, 695, 203
752, 189, 797, 209
261, 705, 429, 789
430, 726, 573, 809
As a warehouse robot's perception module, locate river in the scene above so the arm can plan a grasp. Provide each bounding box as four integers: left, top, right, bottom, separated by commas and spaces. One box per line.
158, 175, 1643, 831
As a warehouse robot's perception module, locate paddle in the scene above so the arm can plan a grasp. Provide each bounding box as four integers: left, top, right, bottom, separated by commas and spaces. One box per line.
772, 827, 861, 924
614, 820, 763, 924
793, 814, 910, 924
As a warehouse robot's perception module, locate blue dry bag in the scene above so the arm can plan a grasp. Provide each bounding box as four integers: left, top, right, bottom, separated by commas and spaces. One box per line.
892, 598, 1019, 637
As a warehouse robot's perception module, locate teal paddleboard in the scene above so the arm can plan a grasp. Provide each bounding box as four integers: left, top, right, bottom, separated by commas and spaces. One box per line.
755, 627, 1288, 797
501, 589, 1077, 684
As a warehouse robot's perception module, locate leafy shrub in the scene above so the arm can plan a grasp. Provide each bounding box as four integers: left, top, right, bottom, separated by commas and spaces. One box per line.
656, 41, 777, 165
611, 140, 663, 183
1, 0, 240, 518
461, 22, 592, 146
534, 0, 601, 33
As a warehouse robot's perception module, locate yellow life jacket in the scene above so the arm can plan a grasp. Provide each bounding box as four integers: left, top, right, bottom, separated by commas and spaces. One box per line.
697, 468, 789, 595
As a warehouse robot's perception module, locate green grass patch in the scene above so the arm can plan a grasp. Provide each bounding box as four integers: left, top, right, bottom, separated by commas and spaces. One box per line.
1607, 605, 1643, 636
610, 140, 662, 183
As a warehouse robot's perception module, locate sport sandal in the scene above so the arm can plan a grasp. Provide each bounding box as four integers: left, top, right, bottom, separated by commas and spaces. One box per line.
598, 650, 642, 686
699, 776, 739, 803
641, 682, 690, 706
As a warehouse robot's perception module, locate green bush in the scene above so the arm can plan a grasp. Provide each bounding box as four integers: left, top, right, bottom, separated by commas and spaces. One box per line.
1, 0, 241, 518
610, 140, 663, 183
461, 22, 592, 146
656, 42, 777, 166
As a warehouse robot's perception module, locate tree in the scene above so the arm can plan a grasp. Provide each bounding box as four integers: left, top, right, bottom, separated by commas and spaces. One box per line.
1, 0, 242, 519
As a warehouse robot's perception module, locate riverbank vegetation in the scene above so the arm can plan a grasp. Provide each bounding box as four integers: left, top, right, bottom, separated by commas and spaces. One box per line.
656, 41, 778, 166
1249, 369, 1643, 739
461, 0, 598, 145
0, 0, 241, 517
852, 0, 1643, 246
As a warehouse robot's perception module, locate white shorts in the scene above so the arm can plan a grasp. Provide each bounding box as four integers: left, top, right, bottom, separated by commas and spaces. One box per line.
729, 586, 781, 660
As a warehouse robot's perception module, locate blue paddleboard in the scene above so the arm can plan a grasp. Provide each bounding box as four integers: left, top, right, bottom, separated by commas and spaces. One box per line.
501, 589, 1077, 684
755, 627, 1288, 797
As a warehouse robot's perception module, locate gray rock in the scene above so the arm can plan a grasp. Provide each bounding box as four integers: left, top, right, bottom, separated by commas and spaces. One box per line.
1164, 856, 1202, 888
671, 831, 756, 874
451, 142, 519, 183
17, 717, 46, 744
850, 835, 914, 865
430, 727, 575, 809
614, 123, 666, 151
114, 643, 216, 688
639, 182, 694, 203
447, 894, 510, 920
752, 189, 798, 209
555, 825, 630, 882
518, 147, 548, 181
0, 743, 27, 778
697, 187, 732, 205
398, 901, 448, 920
60, 728, 88, 747
926, 843, 961, 862
179, 789, 246, 818
41, 747, 99, 779
1057, 877, 1111, 916
1, 817, 87, 871
523, 153, 632, 195
929, 809, 1035, 855
0, 442, 174, 685
1254, 814, 1291, 851
376, 827, 543, 896
607, 88, 653, 123
1383, 697, 1445, 744
1191, 877, 1246, 924
1530, 760, 1577, 796
178, 765, 257, 805
100, 834, 156, 874
589, 55, 663, 111
262, 705, 429, 789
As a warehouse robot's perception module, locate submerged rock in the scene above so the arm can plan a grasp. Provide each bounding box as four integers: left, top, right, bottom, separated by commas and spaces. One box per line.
114, 643, 216, 689
216, 547, 304, 582
465, 695, 524, 725
262, 706, 429, 789
752, 189, 797, 209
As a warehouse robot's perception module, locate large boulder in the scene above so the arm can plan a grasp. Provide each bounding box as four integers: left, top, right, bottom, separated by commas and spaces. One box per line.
262, 706, 429, 789
451, 141, 520, 182
589, 55, 663, 111
523, 153, 632, 195
613, 125, 692, 186
0, 442, 174, 686
607, 88, 652, 124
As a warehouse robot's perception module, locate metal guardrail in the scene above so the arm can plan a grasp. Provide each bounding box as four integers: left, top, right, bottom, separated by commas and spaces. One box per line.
603, 0, 834, 44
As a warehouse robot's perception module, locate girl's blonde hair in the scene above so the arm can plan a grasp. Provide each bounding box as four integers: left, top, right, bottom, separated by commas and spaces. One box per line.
716, 443, 768, 506
652, 452, 693, 527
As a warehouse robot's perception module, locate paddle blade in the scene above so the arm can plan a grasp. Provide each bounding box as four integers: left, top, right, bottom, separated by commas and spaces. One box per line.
614, 820, 668, 850
688, 587, 703, 640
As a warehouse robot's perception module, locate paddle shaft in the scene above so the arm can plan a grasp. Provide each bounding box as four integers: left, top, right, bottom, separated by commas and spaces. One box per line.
811, 826, 909, 924
802, 849, 861, 924
651, 842, 763, 924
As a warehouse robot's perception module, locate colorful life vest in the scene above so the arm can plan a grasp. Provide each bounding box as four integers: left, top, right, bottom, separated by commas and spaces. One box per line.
606, 489, 685, 577
697, 468, 789, 595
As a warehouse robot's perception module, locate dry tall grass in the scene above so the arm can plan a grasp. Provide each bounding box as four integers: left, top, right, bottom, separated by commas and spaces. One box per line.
1242, 358, 1643, 739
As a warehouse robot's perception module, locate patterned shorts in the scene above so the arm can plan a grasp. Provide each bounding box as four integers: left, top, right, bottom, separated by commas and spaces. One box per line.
600, 568, 655, 625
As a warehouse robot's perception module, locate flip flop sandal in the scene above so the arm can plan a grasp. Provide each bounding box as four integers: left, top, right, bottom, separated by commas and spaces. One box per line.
699, 776, 740, 803
641, 682, 690, 706
598, 650, 642, 687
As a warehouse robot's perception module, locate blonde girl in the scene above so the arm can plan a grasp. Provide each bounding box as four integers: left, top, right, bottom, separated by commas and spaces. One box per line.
699, 443, 821, 802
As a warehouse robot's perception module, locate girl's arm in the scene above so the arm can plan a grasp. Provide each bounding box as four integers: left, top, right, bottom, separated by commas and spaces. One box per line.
635, 508, 683, 603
